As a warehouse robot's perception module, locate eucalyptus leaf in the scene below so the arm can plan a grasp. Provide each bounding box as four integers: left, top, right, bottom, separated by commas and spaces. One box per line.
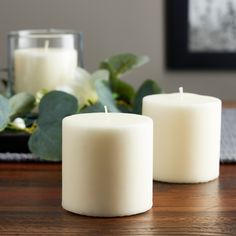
102, 53, 149, 78
95, 80, 120, 112
29, 91, 78, 161
116, 79, 135, 104
99, 61, 117, 90
29, 123, 62, 161
80, 102, 105, 113
117, 103, 133, 113
0, 95, 10, 131
38, 91, 78, 127
9, 92, 35, 119
100, 53, 149, 91
133, 79, 162, 114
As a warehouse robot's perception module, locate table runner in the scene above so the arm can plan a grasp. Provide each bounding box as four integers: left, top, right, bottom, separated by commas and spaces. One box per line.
0, 108, 236, 162
220, 108, 236, 163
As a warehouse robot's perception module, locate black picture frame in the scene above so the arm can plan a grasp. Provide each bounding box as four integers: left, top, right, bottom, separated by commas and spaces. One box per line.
166, 0, 236, 70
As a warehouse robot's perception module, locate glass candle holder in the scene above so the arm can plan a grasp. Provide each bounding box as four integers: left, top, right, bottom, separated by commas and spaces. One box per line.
7, 29, 84, 95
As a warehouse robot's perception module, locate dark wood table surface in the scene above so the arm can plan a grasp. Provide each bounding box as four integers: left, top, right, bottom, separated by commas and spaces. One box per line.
0, 163, 235, 235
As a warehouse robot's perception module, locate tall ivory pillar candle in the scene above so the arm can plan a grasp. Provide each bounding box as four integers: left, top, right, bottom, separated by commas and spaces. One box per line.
142, 88, 222, 183
14, 42, 77, 94
62, 112, 153, 217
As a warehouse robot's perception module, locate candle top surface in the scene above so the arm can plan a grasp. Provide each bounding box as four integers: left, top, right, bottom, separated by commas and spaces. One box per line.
63, 113, 152, 128
144, 93, 221, 106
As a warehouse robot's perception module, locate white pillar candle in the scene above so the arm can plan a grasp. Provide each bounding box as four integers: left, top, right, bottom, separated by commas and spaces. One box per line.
14, 42, 77, 94
142, 88, 222, 183
62, 112, 153, 217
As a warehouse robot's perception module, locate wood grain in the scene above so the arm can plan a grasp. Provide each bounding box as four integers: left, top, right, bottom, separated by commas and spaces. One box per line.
0, 163, 235, 235
223, 101, 236, 108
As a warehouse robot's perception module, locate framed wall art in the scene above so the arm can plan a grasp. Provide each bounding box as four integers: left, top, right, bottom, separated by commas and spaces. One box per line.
166, 0, 236, 69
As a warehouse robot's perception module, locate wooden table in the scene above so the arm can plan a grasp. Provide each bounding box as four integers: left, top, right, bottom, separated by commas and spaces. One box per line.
0, 163, 235, 235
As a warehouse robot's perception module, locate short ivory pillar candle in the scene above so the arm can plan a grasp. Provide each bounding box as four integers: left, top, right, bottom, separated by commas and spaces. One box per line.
142, 88, 222, 183
62, 111, 153, 217
14, 41, 77, 94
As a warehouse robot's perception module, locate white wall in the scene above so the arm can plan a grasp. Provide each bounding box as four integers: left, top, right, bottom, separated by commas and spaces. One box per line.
0, 0, 235, 100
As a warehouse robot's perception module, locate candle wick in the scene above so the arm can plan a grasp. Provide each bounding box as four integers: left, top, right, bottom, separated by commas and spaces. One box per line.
44, 40, 49, 50
104, 106, 108, 113
179, 87, 184, 100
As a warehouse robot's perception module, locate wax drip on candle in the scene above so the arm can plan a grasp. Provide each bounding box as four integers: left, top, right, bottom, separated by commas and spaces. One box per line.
179, 87, 184, 100
44, 40, 50, 51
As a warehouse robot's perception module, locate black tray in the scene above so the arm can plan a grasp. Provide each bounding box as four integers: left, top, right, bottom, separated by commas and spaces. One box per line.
0, 132, 30, 153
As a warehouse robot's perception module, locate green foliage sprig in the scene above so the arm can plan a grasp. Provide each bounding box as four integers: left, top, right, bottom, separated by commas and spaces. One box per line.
0, 53, 162, 161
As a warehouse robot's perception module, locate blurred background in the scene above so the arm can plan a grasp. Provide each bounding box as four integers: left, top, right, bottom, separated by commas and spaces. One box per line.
0, 0, 235, 100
